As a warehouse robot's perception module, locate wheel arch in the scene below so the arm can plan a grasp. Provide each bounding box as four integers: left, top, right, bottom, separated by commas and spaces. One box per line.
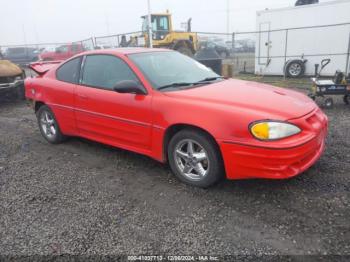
162, 123, 222, 163
34, 101, 46, 113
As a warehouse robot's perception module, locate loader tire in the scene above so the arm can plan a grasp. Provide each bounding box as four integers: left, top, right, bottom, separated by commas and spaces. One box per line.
175, 46, 194, 57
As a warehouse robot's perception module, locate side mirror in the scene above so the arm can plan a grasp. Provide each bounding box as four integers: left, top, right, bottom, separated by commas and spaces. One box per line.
113, 80, 147, 95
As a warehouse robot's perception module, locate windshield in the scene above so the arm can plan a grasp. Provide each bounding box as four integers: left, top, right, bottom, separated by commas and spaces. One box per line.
141, 17, 147, 32
129, 51, 220, 90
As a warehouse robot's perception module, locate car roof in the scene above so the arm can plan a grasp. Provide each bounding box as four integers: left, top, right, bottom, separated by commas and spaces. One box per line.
80, 47, 172, 56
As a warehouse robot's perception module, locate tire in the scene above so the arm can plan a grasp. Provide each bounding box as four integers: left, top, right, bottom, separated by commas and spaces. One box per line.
36, 105, 67, 144
343, 94, 349, 105
307, 93, 316, 101
167, 129, 224, 188
175, 46, 194, 57
285, 60, 305, 78
324, 97, 334, 109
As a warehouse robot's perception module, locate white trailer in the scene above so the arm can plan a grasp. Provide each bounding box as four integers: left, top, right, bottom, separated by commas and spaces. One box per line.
255, 0, 350, 77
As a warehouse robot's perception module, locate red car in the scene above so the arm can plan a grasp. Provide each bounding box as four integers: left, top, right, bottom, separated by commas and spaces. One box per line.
39, 43, 84, 61
26, 48, 328, 188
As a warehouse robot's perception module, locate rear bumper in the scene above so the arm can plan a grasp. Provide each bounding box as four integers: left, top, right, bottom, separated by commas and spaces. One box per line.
220, 109, 328, 180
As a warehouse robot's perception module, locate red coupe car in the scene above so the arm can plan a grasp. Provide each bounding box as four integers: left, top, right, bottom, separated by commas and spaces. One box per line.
25, 48, 328, 188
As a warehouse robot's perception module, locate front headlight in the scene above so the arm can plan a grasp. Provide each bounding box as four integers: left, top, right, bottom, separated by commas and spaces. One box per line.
250, 121, 301, 141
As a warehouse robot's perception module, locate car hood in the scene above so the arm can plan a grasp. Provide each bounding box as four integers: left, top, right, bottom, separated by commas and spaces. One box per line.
0, 60, 22, 77
163, 78, 316, 120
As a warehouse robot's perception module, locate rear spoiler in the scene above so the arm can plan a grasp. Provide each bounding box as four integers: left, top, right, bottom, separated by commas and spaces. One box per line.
29, 61, 62, 76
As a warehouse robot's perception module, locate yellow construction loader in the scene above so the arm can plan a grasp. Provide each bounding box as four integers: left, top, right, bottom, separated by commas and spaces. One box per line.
140, 11, 198, 56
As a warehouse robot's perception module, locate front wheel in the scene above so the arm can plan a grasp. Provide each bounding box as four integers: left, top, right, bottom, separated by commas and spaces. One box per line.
175, 46, 194, 58
36, 105, 67, 144
324, 97, 334, 109
168, 129, 224, 188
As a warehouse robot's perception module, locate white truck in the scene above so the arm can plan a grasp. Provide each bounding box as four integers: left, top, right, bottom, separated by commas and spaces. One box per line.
255, 0, 350, 77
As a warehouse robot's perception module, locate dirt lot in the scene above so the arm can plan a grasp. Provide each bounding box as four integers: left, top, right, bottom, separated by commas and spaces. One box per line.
0, 81, 349, 257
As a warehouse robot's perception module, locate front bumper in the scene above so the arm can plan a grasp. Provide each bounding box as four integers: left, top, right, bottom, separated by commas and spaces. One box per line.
220, 109, 328, 180
0, 80, 24, 94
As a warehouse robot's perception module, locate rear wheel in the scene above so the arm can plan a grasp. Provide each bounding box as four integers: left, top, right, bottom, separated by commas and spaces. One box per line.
36, 105, 66, 144
168, 129, 224, 188
343, 94, 349, 105
285, 60, 305, 78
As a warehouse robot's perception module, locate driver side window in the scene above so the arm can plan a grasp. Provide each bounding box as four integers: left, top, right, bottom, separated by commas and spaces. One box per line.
81, 55, 139, 90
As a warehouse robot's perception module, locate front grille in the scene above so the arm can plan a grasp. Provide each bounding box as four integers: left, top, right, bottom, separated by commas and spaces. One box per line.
0, 76, 15, 84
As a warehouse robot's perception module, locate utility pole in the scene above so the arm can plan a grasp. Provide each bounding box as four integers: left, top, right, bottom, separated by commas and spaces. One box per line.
226, 0, 230, 40
22, 24, 27, 47
147, 0, 153, 48
104, 11, 111, 36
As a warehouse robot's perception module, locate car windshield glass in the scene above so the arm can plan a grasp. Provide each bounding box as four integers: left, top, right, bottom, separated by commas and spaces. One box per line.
128, 51, 220, 90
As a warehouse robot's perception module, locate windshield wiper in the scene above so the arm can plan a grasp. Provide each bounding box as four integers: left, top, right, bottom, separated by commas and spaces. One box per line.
196, 76, 224, 83
157, 77, 224, 91
157, 82, 195, 90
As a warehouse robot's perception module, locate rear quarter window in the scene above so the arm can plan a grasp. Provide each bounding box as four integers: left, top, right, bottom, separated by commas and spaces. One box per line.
56, 57, 81, 84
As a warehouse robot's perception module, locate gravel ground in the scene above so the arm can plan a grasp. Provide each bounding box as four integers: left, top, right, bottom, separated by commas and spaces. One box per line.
0, 88, 349, 257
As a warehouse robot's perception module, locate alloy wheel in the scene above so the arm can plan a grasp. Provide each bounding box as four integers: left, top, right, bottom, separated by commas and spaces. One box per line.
289, 63, 302, 76
173, 139, 210, 181
40, 111, 57, 139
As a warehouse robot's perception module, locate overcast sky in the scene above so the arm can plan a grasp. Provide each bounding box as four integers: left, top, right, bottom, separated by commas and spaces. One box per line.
0, 0, 335, 45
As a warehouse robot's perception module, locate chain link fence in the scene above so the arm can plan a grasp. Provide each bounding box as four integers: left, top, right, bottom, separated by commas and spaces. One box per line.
1, 23, 349, 77
0, 38, 95, 65
94, 31, 145, 48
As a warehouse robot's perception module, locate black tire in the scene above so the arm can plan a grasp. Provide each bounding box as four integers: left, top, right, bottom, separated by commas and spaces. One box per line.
175, 46, 194, 57
343, 95, 349, 105
36, 105, 67, 144
167, 129, 224, 188
285, 60, 305, 78
307, 93, 316, 101
324, 97, 334, 109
